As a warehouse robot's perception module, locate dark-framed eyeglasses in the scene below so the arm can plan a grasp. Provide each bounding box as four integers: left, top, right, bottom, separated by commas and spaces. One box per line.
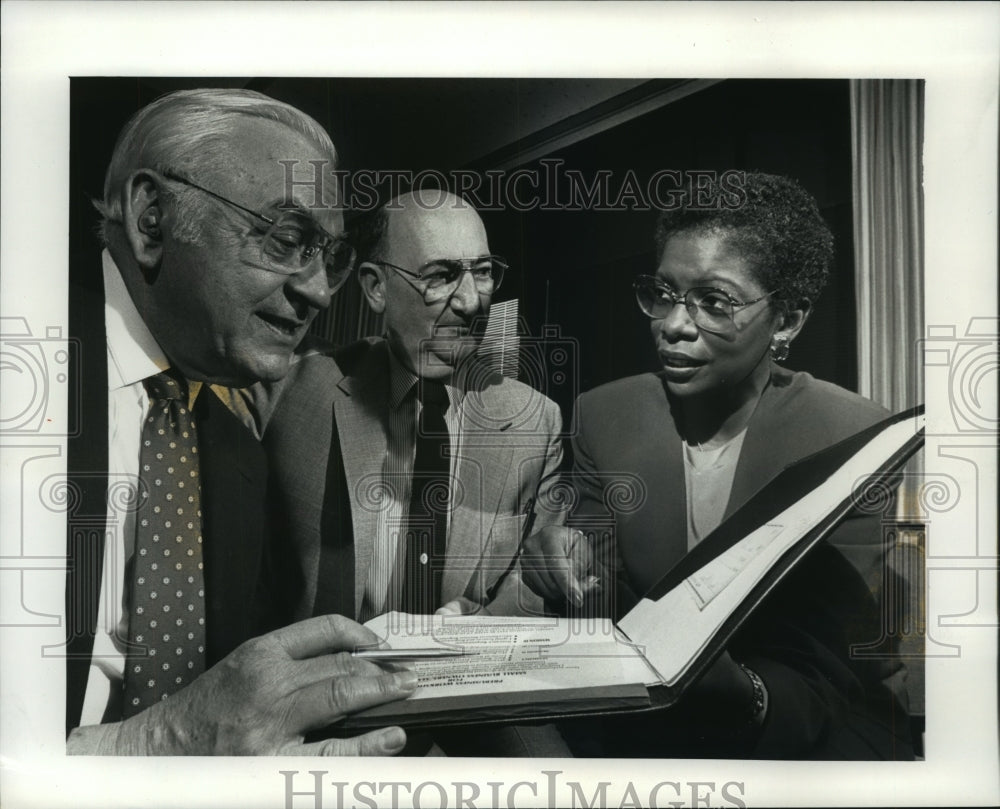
633, 275, 773, 332
162, 171, 356, 293
374, 256, 507, 304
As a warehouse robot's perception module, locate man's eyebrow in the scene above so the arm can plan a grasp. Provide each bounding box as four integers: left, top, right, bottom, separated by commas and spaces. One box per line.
273, 191, 342, 212
267, 199, 347, 240
267, 198, 329, 222
431, 255, 493, 263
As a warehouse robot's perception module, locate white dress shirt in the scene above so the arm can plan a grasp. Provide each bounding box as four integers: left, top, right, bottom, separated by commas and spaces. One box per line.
358, 351, 466, 621
80, 252, 204, 725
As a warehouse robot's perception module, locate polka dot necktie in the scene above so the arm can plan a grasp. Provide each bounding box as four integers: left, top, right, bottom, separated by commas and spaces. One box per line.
121, 371, 206, 718
400, 380, 450, 615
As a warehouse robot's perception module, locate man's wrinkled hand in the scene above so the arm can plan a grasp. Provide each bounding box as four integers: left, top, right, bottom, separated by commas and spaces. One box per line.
520, 525, 599, 607
68, 614, 418, 755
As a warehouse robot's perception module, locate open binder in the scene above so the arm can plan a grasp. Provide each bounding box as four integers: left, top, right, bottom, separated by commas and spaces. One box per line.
338, 405, 925, 731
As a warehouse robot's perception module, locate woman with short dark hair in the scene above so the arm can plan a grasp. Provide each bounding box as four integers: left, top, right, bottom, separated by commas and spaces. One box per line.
525, 172, 914, 759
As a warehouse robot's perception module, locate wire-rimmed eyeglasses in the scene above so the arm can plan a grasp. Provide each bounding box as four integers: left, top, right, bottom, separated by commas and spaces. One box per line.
374, 256, 507, 304
162, 171, 356, 293
633, 275, 773, 332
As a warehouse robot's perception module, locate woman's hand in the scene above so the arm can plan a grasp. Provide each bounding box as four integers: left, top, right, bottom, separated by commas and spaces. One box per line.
520, 526, 601, 606
685, 651, 766, 731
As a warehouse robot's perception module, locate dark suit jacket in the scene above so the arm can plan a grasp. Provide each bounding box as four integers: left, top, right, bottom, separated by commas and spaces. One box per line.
65, 258, 280, 734
564, 366, 914, 759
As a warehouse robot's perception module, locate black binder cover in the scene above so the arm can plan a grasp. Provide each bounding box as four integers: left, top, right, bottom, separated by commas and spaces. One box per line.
336, 405, 925, 732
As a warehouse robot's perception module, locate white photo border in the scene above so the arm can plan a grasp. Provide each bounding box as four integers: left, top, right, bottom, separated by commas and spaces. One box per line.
1, 2, 997, 808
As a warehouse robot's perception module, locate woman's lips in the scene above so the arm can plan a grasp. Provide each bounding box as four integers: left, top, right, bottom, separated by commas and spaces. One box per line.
659, 351, 705, 380
659, 351, 705, 368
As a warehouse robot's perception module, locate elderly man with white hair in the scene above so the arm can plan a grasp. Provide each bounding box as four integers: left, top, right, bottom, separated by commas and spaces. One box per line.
66, 88, 416, 755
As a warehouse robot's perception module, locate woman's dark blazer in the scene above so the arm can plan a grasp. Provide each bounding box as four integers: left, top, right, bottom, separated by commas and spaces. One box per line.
565, 365, 914, 759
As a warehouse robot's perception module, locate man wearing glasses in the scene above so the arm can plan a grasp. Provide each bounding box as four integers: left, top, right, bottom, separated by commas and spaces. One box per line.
66, 88, 417, 755
259, 190, 565, 635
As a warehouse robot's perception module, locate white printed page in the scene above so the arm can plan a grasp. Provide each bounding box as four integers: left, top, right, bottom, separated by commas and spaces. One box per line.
362, 613, 657, 700
619, 412, 924, 686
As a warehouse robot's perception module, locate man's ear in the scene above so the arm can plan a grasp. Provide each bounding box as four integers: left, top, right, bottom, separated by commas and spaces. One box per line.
357, 261, 387, 314
120, 170, 164, 275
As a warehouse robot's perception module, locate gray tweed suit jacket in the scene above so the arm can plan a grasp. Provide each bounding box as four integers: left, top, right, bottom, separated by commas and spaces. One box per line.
254, 337, 564, 621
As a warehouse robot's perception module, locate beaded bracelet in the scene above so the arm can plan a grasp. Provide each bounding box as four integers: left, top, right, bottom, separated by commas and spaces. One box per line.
738, 663, 768, 726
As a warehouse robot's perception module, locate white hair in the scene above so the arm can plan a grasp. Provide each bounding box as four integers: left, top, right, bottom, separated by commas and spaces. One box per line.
95, 87, 337, 243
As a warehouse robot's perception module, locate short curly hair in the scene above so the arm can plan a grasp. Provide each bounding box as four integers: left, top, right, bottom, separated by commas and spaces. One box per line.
654, 172, 834, 310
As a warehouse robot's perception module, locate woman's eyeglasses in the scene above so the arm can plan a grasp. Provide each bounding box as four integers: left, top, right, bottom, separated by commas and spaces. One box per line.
633, 275, 773, 332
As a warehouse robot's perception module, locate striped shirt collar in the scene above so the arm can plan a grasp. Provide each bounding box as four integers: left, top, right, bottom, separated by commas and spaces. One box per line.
386, 346, 465, 411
